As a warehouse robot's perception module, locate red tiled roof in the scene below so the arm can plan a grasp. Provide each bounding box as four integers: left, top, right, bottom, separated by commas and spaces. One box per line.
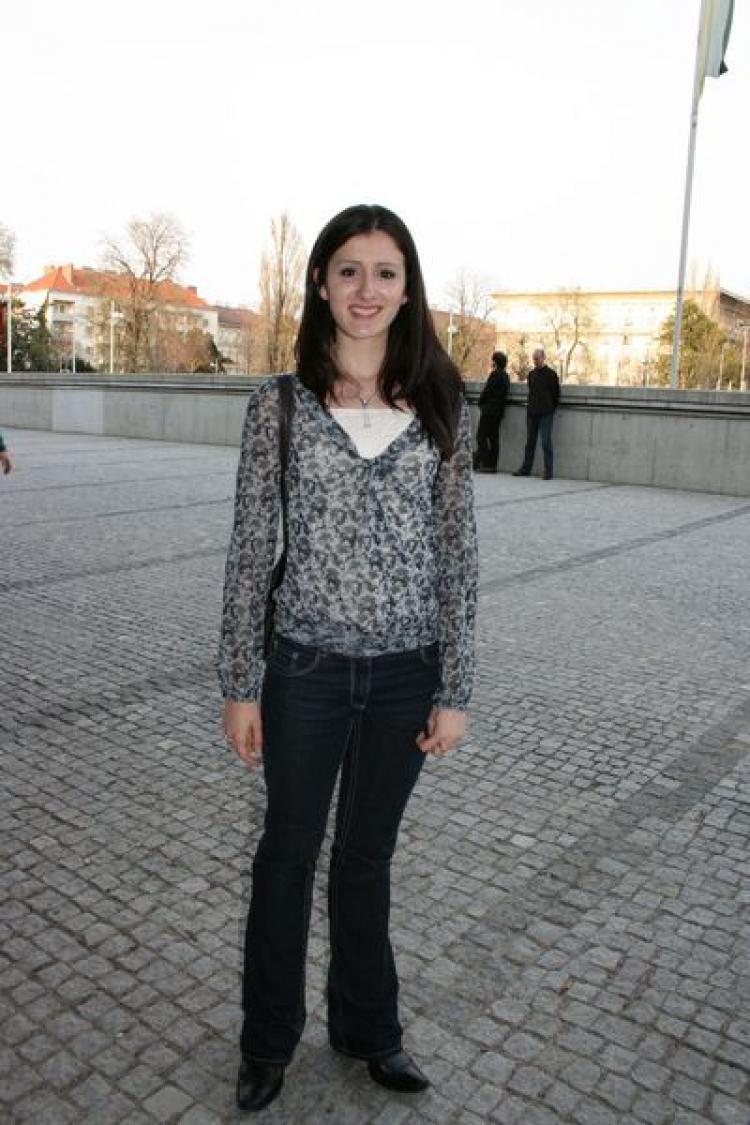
23, 265, 210, 310
213, 304, 262, 330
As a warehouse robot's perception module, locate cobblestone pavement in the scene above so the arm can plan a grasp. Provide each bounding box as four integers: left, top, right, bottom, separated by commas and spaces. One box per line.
2, 427, 749, 1125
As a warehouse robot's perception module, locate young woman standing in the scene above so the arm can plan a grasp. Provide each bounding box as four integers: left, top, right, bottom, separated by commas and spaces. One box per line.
218, 204, 478, 1113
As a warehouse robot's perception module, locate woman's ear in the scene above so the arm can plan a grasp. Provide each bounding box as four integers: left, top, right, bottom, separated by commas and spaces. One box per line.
313, 267, 328, 301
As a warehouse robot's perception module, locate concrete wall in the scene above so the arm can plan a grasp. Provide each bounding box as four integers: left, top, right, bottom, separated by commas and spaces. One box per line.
1, 373, 749, 496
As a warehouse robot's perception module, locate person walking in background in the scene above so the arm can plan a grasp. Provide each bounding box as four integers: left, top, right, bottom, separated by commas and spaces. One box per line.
0, 431, 12, 475
473, 350, 509, 473
219, 203, 478, 1114
513, 348, 560, 480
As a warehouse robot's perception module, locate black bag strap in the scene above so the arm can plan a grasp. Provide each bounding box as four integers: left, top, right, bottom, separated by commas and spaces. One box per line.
272, 374, 295, 590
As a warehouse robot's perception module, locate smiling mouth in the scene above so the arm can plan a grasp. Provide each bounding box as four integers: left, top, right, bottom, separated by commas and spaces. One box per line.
349, 305, 381, 317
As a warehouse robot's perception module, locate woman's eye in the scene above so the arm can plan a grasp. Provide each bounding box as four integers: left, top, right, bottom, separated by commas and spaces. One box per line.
380, 270, 396, 280
339, 267, 357, 278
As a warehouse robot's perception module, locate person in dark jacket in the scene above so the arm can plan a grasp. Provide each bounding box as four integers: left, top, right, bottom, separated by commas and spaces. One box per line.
474, 351, 509, 473
513, 348, 560, 480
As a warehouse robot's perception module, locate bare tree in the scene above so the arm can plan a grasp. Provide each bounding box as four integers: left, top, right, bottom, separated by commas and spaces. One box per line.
687, 261, 721, 319
531, 288, 596, 381
441, 270, 495, 377
148, 311, 218, 373
0, 223, 15, 278
506, 333, 531, 382
258, 212, 305, 374
102, 212, 190, 372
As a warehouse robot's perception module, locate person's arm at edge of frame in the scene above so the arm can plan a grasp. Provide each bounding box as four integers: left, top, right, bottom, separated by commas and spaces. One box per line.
417, 398, 479, 757
0, 429, 12, 474
217, 381, 282, 768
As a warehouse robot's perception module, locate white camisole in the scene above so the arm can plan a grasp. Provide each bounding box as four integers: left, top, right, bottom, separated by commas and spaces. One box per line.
330, 407, 414, 459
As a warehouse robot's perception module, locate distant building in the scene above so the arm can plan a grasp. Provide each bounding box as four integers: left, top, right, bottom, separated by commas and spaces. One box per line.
212, 304, 263, 375
492, 287, 750, 385
20, 264, 218, 370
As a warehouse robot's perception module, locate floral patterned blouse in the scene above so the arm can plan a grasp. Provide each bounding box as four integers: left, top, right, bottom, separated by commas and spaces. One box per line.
217, 375, 478, 709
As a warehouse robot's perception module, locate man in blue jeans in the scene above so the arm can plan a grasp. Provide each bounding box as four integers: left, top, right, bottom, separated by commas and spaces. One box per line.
513, 349, 560, 480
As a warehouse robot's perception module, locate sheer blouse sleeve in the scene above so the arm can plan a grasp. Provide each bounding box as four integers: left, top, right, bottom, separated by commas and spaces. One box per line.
432, 400, 479, 710
217, 380, 281, 701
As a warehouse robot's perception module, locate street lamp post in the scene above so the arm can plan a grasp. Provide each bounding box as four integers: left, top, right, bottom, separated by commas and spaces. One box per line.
5, 279, 11, 374
109, 301, 122, 374
447, 310, 457, 358
717, 340, 728, 390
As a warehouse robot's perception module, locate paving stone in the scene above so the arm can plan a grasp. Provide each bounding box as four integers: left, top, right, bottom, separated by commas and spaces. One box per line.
178, 1107, 225, 1125
143, 1084, 194, 1121
672, 1074, 711, 1113
12, 1088, 79, 1123
711, 1063, 747, 1098
544, 1079, 583, 1117
633, 1090, 678, 1124
709, 1093, 750, 1125
571, 1097, 619, 1125
470, 1051, 514, 1086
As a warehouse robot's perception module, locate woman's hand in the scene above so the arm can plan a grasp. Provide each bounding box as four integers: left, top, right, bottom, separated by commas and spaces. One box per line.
223, 700, 263, 768
416, 707, 467, 756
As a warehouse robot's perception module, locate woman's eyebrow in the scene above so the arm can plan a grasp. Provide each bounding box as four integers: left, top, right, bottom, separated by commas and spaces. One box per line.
334, 258, 403, 267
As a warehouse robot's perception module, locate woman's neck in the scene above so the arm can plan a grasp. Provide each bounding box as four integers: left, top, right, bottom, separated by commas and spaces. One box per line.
332, 336, 386, 389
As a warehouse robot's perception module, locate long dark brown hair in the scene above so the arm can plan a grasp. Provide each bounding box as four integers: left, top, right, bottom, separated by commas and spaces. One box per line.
294, 204, 463, 458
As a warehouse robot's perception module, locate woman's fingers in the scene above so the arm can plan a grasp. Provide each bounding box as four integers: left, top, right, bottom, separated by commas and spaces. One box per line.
240, 711, 263, 767
415, 729, 455, 756
416, 707, 467, 756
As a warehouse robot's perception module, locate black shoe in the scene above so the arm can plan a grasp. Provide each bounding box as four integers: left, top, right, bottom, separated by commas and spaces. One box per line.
367, 1050, 430, 1093
512, 471, 530, 477
236, 1059, 285, 1112
543, 472, 553, 480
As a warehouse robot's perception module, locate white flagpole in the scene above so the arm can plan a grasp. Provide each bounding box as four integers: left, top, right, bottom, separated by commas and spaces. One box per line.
669, 27, 704, 390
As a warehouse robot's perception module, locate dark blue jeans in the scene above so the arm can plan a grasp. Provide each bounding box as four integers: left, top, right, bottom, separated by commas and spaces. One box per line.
520, 412, 554, 476
241, 635, 439, 1064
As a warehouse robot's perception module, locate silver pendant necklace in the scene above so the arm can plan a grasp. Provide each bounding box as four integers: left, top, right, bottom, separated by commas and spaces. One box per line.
356, 389, 377, 428
340, 380, 378, 428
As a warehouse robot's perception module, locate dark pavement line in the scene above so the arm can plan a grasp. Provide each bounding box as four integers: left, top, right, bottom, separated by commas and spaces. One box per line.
4, 499, 749, 597
447, 693, 750, 995
1, 468, 233, 495
479, 501, 750, 594
0, 546, 227, 592
2, 496, 232, 528
0, 661, 217, 741
475, 482, 616, 511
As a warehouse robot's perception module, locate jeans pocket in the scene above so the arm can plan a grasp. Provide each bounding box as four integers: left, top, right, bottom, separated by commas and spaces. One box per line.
418, 642, 440, 668
268, 637, 322, 678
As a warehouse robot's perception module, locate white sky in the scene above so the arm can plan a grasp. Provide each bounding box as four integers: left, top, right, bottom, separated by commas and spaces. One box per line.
4, 0, 748, 307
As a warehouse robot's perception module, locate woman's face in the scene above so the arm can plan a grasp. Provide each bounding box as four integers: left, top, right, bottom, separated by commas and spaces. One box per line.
318, 231, 407, 346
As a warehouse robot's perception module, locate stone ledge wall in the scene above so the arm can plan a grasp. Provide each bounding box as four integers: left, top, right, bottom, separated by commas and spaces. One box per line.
2, 374, 749, 496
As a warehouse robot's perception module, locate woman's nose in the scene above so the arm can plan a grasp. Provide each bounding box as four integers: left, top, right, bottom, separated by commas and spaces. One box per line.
357, 270, 376, 298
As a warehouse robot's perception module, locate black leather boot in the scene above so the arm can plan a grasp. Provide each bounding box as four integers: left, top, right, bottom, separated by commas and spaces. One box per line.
367, 1050, 430, 1093
236, 1059, 285, 1112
